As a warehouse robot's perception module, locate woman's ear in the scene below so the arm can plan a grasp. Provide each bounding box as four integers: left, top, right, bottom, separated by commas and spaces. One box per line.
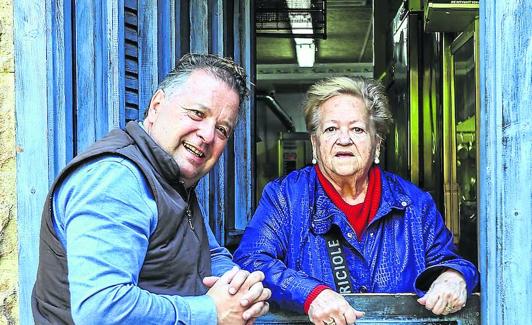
310, 134, 318, 164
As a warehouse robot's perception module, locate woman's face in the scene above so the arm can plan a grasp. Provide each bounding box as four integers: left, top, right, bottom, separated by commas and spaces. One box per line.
311, 94, 379, 181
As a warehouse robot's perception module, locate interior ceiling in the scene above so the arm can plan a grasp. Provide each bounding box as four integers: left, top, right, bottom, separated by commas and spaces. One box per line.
256, 0, 374, 92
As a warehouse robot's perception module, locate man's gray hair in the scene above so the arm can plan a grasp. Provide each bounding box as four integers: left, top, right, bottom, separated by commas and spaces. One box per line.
144, 53, 249, 118
303, 76, 393, 140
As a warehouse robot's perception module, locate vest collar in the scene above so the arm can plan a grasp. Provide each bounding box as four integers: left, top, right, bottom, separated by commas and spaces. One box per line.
125, 121, 186, 192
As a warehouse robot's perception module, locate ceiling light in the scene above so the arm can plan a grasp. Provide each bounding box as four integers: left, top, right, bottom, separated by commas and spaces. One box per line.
294, 38, 315, 67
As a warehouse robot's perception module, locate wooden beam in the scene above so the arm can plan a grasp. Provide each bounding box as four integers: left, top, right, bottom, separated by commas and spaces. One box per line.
14, 2, 52, 323
479, 1, 532, 324
257, 293, 480, 324
138, 0, 158, 118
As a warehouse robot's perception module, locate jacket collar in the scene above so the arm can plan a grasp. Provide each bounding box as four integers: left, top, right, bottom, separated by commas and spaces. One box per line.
310, 166, 412, 235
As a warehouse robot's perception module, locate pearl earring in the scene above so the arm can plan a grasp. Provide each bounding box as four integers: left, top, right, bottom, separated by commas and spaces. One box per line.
312, 158, 317, 165
374, 156, 380, 164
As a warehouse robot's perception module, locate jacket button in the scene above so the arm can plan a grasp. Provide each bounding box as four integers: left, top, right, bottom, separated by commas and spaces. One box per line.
360, 286, 368, 293
401, 201, 407, 207
370, 232, 374, 237
347, 232, 353, 238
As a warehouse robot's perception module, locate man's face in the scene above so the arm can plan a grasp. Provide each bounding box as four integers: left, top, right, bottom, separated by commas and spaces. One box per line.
144, 70, 240, 188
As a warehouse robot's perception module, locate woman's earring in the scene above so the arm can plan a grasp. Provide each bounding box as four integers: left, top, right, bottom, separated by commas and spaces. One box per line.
374, 156, 380, 164
312, 157, 317, 165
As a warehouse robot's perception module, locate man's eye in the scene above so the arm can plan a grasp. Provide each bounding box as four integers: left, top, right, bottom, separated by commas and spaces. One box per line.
217, 126, 229, 138
188, 109, 205, 120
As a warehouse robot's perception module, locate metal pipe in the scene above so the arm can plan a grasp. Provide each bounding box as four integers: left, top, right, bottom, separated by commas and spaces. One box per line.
256, 94, 296, 132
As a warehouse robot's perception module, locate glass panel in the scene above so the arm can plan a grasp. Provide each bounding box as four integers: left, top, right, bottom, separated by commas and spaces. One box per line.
453, 37, 477, 265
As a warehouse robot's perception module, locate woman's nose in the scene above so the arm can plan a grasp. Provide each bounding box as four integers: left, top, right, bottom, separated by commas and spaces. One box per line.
337, 129, 353, 144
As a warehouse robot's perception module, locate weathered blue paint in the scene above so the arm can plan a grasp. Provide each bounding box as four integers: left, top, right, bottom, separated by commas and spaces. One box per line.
102, 1, 124, 131
175, 0, 190, 57
75, 1, 122, 152
49, 0, 74, 176
157, 0, 174, 82
190, 0, 208, 53
479, 1, 532, 324
208, 0, 227, 243
14, 3, 52, 324
233, 0, 255, 229
189, 0, 211, 221
138, 0, 158, 119
75, 1, 98, 151
15, 2, 123, 323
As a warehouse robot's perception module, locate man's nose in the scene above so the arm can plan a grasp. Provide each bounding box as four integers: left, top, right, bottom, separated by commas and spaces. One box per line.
196, 121, 216, 144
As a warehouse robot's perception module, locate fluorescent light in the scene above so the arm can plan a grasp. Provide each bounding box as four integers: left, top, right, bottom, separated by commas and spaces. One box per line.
286, 1, 315, 67
294, 38, 315, 67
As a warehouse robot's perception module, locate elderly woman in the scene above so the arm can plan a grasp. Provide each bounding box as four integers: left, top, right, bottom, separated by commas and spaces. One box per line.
234, 77, 478, 325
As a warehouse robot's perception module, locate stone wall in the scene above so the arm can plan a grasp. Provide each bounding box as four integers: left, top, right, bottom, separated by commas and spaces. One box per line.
0, 0, 19, 323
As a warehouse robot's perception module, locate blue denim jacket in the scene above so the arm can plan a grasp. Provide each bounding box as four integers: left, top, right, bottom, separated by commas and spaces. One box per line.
234, 166, 479, 313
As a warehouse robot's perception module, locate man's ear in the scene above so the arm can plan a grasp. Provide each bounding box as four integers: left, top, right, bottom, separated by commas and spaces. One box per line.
145, 89, 165, 122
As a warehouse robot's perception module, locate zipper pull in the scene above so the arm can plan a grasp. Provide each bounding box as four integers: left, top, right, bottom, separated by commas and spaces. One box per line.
186, 208, 195, 230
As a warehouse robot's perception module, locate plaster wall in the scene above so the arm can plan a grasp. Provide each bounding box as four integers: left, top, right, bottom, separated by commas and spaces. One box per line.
0, 0, 19, 323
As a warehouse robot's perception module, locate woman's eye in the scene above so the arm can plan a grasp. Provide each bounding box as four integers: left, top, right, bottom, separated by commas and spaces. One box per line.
353, 127, 364, 133
325, 126, 336, 133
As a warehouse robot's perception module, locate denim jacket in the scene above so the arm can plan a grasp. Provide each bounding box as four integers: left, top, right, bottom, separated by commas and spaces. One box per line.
234, 166, 479, 313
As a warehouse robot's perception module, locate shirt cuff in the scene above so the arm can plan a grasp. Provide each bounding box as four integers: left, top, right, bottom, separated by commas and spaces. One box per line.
180, 295, 217, 325
303, 285, 330, 314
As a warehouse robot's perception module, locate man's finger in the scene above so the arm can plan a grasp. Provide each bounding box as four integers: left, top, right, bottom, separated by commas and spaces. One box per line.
240, 281, 265, 306
243, 301, 269, 320
217, 266, 240, 285
228, 269, 251, 294
202, 276, 219, 288
240, 271, 265, 289
244, 302, 269, 325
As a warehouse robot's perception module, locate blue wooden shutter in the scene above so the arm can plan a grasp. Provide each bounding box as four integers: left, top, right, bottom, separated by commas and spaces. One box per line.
125, 0, 140, 122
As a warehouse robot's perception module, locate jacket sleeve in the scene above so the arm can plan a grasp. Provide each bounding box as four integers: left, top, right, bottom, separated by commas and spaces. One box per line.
233, 182, 325, 313
414, 192, 479, 296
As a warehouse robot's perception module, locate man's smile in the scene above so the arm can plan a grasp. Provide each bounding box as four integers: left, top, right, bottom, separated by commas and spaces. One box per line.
182, 141, 205, 158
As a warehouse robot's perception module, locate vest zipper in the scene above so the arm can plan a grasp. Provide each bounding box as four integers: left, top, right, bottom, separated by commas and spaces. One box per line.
185, 189, 195, 231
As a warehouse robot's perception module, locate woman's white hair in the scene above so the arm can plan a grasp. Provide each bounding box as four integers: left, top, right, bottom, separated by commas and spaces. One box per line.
303, 77, 393, 140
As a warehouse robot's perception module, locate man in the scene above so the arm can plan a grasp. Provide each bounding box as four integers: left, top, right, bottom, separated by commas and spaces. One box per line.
32, 53, 270, 324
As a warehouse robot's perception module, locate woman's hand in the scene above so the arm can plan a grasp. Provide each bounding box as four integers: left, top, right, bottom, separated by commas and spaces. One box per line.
417, 269, 467, 315
308, 289, 364, 325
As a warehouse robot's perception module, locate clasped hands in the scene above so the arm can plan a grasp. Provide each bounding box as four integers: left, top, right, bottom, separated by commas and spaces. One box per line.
205, 266, 271, 325
308, 269, 467, 324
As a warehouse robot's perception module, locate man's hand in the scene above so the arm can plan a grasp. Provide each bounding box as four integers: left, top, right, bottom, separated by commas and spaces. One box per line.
307, 289, 364, 325
204, 267, 271, 325
417, 269, 467, 315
